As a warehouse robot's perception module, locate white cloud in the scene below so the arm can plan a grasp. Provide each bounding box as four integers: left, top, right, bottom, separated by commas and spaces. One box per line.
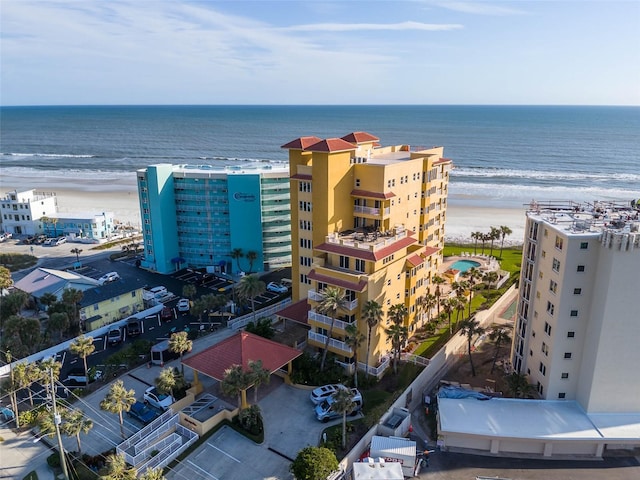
282, 21, 463, 32
430, 1, 528, 16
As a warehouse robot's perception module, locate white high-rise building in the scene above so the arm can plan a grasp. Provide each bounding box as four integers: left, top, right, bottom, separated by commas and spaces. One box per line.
512, 201, 640, 413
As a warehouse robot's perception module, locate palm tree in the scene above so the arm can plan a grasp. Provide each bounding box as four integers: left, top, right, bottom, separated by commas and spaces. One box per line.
248, 359, 271, 404
318, 287, 347, 371
48, 311, 69, 341
102, 453, 137, 480
182, 284, 196, 301
423, 293, 436, 325
230, 248, 244, 273
498, 225, 513, 258
432, 275, 446, 317
471, 231, 481, 255
488, 325, 512, 373
441, 298, 455, 335
332, 386, 356, 449
384, 322, 408, 374
480, 232, 489, 255
505, 372, 535, 399
235, 274, 266, 323
61, 288, 83, 332
221, 364, 252, 410
459, 317, 486, 377
483, 271, 499, 289
100, 380, 136, 439
60, 408, 93, 454
388, 303, 408, 326
70, 335, 95, 388
70, 247, 83, 266
0, 265, 13, 290
464, 268, 483, 317
362, 300, 383, 378
39, 292, 58, 311
13, 361, 39, 407
452, 297, 467, 332
168, 331, 192, 375
344, 324, 365, 388
38, 358, 61, 397
245, 250, 258, 273
488, 226, 501, 256
139, 467, 166, 480
155, 367, 184, 399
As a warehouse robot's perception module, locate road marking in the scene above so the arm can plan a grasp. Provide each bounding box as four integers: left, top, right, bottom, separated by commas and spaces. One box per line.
206, 442, 241, 463
60, 352, 66, 365
187, 460, 219, 480
103, 336, 107, 350
148, 326, 155, 331
70, 359, 78, 364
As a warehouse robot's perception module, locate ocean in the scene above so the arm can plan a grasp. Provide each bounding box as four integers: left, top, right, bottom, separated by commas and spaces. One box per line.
1, 105, 639, 209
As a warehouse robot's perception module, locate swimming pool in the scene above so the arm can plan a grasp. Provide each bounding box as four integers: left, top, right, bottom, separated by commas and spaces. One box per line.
450, 259, 481, 273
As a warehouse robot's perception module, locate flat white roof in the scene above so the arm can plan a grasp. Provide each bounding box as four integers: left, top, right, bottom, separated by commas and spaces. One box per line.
588, 413, 640, 440
439, 398, 603, 440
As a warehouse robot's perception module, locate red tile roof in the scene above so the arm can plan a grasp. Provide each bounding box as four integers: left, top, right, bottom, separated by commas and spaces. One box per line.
306, 138, 357, 153
182, 331, 302, 381
281, 136, 323, 150
276, 299, 310, 325
291, 173, 312, 180
308, 270, 368, 292
315, 233, 418, 262
406, 254, 425, 267
341, 132, 380, 144
350, 189, 396, 199
423, 246, 441, 257
434, 157, 452, 164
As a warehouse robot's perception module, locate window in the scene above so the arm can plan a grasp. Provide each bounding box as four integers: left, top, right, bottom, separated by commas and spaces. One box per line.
299, 181, 312, 192
546, 301, 555, 315
555, 236, 564, 250
580, 242, 588, 249
539, 362, 546, 376
339, 255, 350, 269
541, 342, 549, 356
573, 288, 582, 295
570, 310, 578, 317
561, 372, 569, 379
552, 258, 561, 272
355, 258, 366, 272
567, 331, 575, 338
577, 265, 585, 272
564, 352, 572, 359
549, 280, 558, 294
558, 393, 566, 399
544, 322, 552, 335
355, 179, 360, 187
537, 382, 543, 395
300, 256, 312, 267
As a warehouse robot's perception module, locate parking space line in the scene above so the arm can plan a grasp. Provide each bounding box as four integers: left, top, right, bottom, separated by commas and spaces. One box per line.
206, 442, 241, 463
186, 460, 219, 480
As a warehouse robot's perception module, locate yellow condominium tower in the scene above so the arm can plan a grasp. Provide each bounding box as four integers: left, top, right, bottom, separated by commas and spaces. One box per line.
279, 132, 452, 374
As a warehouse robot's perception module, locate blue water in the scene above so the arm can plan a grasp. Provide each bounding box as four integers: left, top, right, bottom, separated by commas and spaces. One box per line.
1, 105, 639, 207
450, 260, 481, 273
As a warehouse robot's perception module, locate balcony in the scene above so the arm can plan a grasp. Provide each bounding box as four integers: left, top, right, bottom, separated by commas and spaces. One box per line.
307, 290, 357, 310
308, 310, 355, 332
308, 331, 353, 356
325, 227, 408, 253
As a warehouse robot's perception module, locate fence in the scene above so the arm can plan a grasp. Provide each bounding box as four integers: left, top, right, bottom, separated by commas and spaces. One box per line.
117, 411, 177, 464
227, 298, 291, 330
138, 424, 199, 472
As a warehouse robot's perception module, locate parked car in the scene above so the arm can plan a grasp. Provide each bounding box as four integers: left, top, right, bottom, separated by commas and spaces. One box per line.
43, 238, 55, 246
143, 386, 174, 411
126, 318, 142, 337
107, 328, 122, 345
54, 237, 67, 246
160, 306, 173, 321
310, 384, 343, 405
315, 387, 363, 422
128, 401, 160, 424
176, 298, 190, 312
98, 271, 120, 285
267, 282, 288, 294
149, 286, 168, 298
63, 368, 103, 385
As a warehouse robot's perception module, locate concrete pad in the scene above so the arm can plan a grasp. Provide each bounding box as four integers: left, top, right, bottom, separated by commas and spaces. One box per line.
0, 427, 53, 480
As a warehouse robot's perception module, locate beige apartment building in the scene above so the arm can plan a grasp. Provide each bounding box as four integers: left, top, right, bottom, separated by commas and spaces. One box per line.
279, 132, 452, 373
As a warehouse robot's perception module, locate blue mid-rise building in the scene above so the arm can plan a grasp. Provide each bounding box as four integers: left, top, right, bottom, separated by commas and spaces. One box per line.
137, 164, 291, 275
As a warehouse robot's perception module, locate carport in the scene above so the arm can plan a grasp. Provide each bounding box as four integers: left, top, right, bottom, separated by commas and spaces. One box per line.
182, 331, 302, 409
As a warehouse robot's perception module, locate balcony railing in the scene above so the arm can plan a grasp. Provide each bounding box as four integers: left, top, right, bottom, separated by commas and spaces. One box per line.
308, 291, 358, 311
308, 331, 352, 355
308, 310, 355, 332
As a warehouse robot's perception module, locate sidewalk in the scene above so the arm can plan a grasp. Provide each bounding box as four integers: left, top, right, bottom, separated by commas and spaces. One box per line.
0, 427, 53, 480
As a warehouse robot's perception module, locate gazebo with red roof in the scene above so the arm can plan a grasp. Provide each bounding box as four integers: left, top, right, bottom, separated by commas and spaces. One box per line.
182, 331, 302, 409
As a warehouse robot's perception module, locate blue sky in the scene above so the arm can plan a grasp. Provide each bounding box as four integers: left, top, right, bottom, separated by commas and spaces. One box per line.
2, 1, 638, 106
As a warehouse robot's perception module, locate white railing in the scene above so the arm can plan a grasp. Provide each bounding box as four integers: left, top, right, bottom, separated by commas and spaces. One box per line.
356, 357, 390, 379
308, 331, 352, 355
400, 353, 430, 367
308, 310, 354, 332
228, 298, 292, 330
353, 205, 380, 216
138, 424, 199, 472
117, 412, 178, 465
308, 289, 324, 301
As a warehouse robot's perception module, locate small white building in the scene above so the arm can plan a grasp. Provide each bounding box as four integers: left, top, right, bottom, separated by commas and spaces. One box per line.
43, 211, 115, 242
0, 189, 57, 236
352, 458, 404, 480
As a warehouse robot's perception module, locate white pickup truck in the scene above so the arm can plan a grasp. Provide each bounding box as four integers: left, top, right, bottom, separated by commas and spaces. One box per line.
63, 368, 102, 385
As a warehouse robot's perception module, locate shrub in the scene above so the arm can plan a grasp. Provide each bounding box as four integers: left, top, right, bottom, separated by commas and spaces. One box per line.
47, 452, 60, 468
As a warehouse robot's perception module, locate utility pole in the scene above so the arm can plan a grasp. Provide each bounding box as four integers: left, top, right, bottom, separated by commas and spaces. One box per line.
50, 368, 69, 480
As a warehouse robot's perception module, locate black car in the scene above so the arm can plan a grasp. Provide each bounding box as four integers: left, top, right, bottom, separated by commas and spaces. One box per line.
126, 319, 142, 337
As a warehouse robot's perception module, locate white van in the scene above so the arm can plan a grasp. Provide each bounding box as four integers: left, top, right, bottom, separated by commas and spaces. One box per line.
149, 286, 168, 298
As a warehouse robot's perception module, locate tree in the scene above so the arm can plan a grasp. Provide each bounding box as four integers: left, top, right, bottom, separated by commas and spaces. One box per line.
155, 367, 184, 399
505, 372, 535, 399
0, 266, 13, 291
61, 288, 83, 333
488, 226, 501, 256
182, 284, 196, 300
235, 274, 265, 323
459, 317, 486, 377
220, 364, 252, 410
70, 335, 96, 387
100, 380, 136, 439
248, 359, 270, 404
483, 271, 499, 289
2, 315, 42, 357
0, 291, 28, 322
362, 300, 383, 378
245, 318, 275, 339
488, 325, 511, 373
499, 225, 513, 258
230, 247, 244, 273
48, 311, 69, 341
480, 232, 489, 255
333, 386, 356, 449
318, 287, 347, 372
245, 250, 258, 273
2, 350, 20, 427
388, 303, 408, 326
344, 324, 365, 388
12, 361, 40, 407
139, 467, 165, 480
39, 292, 58, 310
168, 331, 192, 375
470, 231, 481, 255
70, 247, 83, 266
463, 267, 483, 317
102, 453, 137, 480
441, 298, 455, 335
432, 275, 446, 317
290, 446, 339, 480
60, 408, 93, 454
385, 322, 408, 374
423, 293, 436, 325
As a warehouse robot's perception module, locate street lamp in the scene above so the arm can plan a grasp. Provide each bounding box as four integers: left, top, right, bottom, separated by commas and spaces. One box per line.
50, 367, 70, 480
